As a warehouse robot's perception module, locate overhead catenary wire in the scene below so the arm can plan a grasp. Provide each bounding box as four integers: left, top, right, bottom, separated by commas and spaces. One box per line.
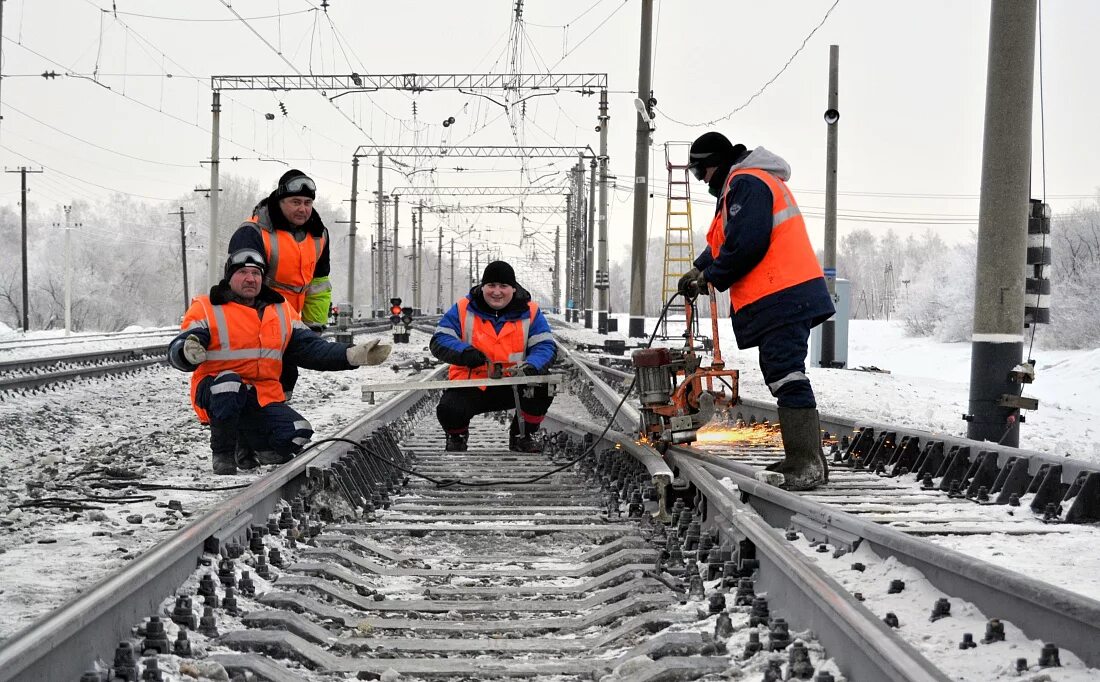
656, 0, 841, 127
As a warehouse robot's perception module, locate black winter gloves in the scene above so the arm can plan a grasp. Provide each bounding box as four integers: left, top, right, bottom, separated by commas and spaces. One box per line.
504, 362, 538, 377
677, 267, 708, 299
458, 347, 489, 368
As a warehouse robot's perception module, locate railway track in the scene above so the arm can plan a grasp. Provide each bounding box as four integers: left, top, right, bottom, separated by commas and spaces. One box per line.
0, 319, 417, 394
1, 338, 1099, 680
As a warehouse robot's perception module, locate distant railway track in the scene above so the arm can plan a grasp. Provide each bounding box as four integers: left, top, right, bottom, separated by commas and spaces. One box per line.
1, 337, 1099, 680
0, 319, 418, 394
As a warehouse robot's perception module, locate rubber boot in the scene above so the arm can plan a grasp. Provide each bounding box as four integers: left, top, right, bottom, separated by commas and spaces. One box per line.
445, 431, 468, 452
509, 416, 543, 453
209, 421, 238, 475
766, 407, 827, 491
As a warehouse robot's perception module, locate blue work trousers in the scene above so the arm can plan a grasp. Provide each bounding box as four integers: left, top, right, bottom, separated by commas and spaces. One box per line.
755, 320, 817, 409
196, 372, 313, 457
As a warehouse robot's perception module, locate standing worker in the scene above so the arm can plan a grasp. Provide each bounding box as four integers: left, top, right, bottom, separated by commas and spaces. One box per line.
430, 261, 557, 453
229, 169, 332, 401
679, 132, 834, 490
169, 249, 391, 474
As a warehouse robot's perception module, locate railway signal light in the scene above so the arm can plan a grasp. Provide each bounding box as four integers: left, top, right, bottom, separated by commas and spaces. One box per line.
389, 298, 411, 343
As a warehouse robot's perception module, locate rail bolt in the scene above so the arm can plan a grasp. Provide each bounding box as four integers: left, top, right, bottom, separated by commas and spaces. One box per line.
888, 579, 906, 594
930, 598, 951, 622
1038, 643, 1061, 668
173, 630, 192, 657
742, 631, 762, 658
982, 618, 1005, 643
768, 618, 791, 650
884, 612, 900, 628
959, 633, 977, 650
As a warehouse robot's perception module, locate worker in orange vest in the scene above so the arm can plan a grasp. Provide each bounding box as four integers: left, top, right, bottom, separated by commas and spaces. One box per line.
680, 132, 835, 490
430, 261, 557, 452
168, 249, 390, 474
229, 170, 332, 401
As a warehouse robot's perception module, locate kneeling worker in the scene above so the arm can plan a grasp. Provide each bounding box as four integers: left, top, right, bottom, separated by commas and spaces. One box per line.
169, 249, 391, 474
430, 261, 557, 452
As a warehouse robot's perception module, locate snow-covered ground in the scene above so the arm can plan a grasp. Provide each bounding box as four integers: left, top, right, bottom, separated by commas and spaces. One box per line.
3, 315, 1099, 667
559, 315, 1100, 466
0, 327, 430, 643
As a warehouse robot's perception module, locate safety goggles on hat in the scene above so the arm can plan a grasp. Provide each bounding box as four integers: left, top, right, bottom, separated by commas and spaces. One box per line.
688, 162, 708, 181
228, 248, 266, 273
279, 175, 316, 195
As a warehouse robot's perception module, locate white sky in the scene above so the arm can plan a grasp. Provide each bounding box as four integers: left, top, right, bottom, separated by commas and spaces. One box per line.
2, 0, 1098, 272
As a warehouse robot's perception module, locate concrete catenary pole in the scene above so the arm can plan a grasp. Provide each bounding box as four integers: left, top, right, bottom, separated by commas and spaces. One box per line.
628, 0, 654, 338
347, 156, 358, 316
63, 205, 74, 335
7, 167, 41, 331
207, 91, 221, 288
410, 209, 418, 312
436, 218, 443, 313
417, 202, 425, 313
565, 192, 574, 319
821, 45, 840, 367
554, 225, 561, 313
585, 156, 596, 328
449, 238, 455, 304
375, 152, 384, 317
966, 0, 1037, 447
598, 89, 610, 333
392, 195, 400, 299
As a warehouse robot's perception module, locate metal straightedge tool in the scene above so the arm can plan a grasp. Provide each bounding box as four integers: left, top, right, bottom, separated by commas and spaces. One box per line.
362, 362, 561, 404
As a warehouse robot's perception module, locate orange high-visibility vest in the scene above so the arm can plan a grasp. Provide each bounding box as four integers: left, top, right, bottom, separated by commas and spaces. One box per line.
246, 208, 327, 313
181, 295, 299, 423
706, 167, 823, 311
447, 298, 538, 390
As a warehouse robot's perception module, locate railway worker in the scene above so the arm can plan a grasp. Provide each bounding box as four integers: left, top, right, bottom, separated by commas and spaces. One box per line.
228, 169, 332, 401
679, 131, 835, 491
429, 260, 557, 453
168, 249, 391, 475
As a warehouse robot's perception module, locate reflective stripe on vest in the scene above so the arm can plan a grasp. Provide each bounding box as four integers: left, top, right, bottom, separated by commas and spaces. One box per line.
706, 167, 824, 311
185, 295, 298, 422
448, 299, 539, 388
248, 207, 327, 311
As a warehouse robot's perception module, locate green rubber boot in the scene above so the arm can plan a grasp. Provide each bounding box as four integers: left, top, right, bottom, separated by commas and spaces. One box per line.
766, 406, 828, 491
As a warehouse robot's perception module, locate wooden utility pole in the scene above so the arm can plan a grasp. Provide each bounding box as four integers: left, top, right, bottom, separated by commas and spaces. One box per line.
7, 167, 42, 331
173, 207, 195, 314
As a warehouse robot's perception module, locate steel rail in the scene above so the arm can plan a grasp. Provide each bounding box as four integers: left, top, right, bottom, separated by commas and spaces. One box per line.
677, 446, 1100, 669
0, 355, 167, 392
669, 453, 950, 682
0, 373, 434, 682
0, 344, 169, 373
556, 342, 640, 432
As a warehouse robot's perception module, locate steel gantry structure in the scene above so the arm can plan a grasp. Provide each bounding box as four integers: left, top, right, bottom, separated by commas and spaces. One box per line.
204, 73, 610, 330
351, 144, 605, 325
390, 186, 569, 197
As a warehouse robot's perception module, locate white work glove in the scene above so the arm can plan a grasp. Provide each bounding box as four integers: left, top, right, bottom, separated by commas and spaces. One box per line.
347, 338, 392, 367
182, 335, 207, 365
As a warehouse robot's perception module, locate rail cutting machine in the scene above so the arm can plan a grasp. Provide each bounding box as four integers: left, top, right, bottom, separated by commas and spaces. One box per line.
631, 287, 739, 451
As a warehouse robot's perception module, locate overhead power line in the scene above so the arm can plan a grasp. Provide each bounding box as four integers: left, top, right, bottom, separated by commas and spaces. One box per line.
657, 0, 841, 127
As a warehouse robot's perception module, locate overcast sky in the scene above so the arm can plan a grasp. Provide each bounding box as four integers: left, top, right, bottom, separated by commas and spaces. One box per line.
2, 0, 1098, 272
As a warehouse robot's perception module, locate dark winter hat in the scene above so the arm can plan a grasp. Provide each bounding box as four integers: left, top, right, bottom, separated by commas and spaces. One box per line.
687, 132, 744, 180
275, 169, 317, 200
481, 260, 518, 288
224, 248, 267, 280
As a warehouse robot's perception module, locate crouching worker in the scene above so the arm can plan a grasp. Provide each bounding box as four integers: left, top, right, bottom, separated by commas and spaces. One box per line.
168, 248, 392, 474
430, 261, 556, 453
